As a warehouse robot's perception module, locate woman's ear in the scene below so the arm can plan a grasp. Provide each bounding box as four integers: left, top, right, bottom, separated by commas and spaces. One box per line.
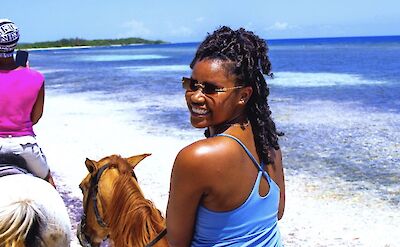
238, 86, 253, 105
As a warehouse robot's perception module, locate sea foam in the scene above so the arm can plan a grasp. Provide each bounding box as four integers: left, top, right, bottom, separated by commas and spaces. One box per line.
271, 72, 384, 87
80, 54, 169, 62
119, 64, 190, 72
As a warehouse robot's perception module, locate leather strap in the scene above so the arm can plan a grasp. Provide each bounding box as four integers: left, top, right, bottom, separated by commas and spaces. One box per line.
145, 228, 167, 247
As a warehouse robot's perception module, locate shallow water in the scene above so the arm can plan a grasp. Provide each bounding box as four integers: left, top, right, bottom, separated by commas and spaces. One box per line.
28, 36, 400, 246
31, 37, 400, 204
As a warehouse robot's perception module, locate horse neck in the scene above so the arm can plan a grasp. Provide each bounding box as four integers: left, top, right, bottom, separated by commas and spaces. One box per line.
104, 174, 166, 247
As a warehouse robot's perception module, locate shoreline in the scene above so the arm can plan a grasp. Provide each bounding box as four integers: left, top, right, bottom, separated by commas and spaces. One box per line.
19, 35, 400, 53
23, 43, 146, 52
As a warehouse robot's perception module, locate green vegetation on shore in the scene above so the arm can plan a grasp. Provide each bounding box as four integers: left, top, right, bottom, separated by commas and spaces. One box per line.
17, 37, 165, 49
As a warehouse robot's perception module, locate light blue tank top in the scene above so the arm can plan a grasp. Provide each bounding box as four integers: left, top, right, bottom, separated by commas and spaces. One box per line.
191, 134, 282, 247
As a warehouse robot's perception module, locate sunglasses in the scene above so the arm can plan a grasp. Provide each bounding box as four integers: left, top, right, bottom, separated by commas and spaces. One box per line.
182, 77, 243, 94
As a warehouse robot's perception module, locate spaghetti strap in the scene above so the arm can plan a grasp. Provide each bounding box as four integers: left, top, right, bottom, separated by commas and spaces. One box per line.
215, 133, 272, 182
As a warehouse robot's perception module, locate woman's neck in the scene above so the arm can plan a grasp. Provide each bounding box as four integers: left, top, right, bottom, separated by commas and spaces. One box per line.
209, 114, 249, 137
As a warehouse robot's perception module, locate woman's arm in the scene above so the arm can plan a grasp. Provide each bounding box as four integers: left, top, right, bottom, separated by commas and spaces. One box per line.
31, 83, 45, 125
166, 145, 209, 247
267, 148, 285, 220
274, 149, 285, 220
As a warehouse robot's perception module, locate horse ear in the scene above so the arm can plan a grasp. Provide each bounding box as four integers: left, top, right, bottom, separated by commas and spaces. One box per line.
126, 153, 151, 168
85, 158, 97, 173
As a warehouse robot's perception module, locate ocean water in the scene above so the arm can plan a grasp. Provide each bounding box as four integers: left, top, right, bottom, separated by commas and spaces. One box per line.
28, 36, 400, 209
24, 36, 400, 246
26, 36, 400, 216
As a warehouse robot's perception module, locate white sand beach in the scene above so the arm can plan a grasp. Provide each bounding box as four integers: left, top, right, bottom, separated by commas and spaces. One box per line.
35, 91, 187, 246
35, 91, 400, 247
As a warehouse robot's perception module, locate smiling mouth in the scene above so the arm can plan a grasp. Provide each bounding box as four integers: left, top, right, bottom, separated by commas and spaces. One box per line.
191, 107, 209, 115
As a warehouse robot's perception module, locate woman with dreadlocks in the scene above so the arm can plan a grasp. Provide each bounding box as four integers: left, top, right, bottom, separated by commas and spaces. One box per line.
166, 26, 285, 246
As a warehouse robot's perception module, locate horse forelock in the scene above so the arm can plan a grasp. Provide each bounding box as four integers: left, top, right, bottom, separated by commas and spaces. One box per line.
104, 173, 165, 247
103, 155, 132, 175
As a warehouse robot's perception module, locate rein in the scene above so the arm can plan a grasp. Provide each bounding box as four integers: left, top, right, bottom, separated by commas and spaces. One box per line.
145, 228, 167, 247
83, 164, 110, 227
79, 164, 110, 247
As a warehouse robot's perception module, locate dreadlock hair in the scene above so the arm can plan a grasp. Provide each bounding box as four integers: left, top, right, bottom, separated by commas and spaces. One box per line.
190, 26, 281, 165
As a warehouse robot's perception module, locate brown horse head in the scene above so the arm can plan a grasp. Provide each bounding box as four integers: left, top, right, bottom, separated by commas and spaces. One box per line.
77, 154, 151, 247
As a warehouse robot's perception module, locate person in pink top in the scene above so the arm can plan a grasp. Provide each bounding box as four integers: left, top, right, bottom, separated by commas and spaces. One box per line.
0, 19, 55, 187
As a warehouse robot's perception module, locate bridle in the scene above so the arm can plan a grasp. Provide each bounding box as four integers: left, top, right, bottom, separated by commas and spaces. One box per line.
82, 164, 111, 228
81, 164, 138, 228
78, 163, 166, 247
78, 164, 111, 247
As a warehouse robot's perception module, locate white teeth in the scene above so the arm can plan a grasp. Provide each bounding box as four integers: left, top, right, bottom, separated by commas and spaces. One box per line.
192, 107, 209, 115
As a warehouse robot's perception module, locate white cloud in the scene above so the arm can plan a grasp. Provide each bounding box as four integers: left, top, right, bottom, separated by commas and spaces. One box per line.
267, 22, 290, 31
122, 19, 151, 37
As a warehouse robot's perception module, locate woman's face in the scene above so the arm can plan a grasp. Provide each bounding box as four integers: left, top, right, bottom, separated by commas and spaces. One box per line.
185, 59, 245, 129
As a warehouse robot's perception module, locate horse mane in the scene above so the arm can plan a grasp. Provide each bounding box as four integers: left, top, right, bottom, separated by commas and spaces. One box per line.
104, 157, 165, 247
0, 199, 45, 247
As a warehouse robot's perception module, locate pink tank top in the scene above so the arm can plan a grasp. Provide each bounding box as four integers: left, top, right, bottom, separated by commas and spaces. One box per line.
0, 67, 44, 137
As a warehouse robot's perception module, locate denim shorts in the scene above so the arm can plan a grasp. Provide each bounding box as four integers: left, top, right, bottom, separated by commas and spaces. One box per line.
0, 135, 50, 179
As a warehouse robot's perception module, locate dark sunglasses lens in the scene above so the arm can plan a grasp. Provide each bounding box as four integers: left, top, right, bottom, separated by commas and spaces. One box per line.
203, 83, 218, 94
189, 80, 198, 91
182, 78, 218, 94
182, 77, 192, 90
183, 78, 200, 91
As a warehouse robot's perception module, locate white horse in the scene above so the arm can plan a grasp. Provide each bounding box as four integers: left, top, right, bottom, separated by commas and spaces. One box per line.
0, 173, 72, 246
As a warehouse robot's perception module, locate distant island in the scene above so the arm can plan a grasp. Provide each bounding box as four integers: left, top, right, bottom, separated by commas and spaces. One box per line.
17, 37, 165, 49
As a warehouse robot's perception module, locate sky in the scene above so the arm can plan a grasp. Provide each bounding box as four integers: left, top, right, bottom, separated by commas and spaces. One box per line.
2, 0, 399, 43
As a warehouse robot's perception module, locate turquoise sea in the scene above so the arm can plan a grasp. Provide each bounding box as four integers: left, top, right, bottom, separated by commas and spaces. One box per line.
26, 35, 400, 246
30, 35, 400, 205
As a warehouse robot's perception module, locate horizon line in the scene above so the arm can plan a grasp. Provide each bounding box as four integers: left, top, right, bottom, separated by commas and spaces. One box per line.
179, 34, 400, 45
20, 34, 400, 45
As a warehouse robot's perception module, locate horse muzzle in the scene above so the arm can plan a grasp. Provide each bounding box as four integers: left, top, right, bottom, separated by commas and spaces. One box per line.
77, 215, 92, 247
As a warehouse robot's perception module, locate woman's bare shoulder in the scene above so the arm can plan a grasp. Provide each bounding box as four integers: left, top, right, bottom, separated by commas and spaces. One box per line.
170, 138, 225, 195
173, 137, 231, 176
176, 138, 219, 163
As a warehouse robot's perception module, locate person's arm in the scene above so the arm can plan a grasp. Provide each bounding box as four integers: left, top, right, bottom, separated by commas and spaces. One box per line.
31, 83, 45, 125
272, 149, 285, 220
166, 145, 209, 247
